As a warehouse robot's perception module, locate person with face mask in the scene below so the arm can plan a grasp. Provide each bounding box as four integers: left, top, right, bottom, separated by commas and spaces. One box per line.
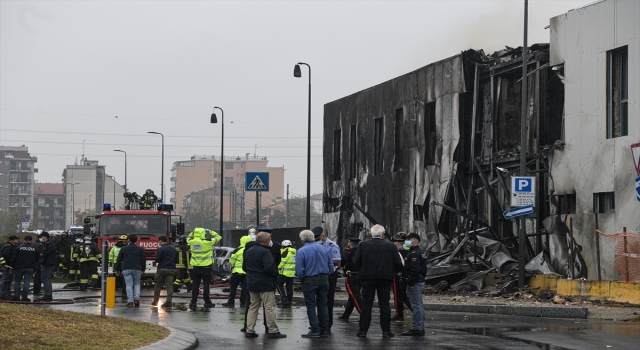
402, 233, 426, 336
391, 234, 412, 322
38, 232, 57, 301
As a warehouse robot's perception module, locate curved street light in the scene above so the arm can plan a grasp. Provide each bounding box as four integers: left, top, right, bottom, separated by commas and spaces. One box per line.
211, 107, 224, 237
294, 62, 312, 229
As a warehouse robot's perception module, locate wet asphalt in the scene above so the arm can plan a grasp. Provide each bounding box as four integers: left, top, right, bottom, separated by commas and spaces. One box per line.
35, 286, 640, 350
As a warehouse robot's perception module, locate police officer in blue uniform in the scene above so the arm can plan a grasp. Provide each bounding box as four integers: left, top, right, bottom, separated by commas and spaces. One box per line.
311, 226, 341, 332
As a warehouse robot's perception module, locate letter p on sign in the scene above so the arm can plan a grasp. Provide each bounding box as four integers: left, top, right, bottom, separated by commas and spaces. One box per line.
517, 179, 531, 192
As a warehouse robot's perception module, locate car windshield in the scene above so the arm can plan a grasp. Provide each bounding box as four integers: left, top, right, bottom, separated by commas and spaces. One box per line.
98, 214, 167, 237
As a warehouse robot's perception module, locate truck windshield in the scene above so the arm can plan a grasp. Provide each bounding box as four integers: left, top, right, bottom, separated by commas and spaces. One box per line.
99, 214, 167, 237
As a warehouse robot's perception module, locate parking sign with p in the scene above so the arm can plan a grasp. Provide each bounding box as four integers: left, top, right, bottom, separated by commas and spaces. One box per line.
511, 176, 535, 207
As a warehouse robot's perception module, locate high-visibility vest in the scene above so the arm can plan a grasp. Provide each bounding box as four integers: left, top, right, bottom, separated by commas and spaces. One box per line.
278, 247, 297, 277
229, 247, 245, 274
108, 245, 122, 264
187, 229, 214, 267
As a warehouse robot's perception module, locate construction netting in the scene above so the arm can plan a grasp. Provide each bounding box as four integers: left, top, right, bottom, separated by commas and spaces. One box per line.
597, 230, 640, 283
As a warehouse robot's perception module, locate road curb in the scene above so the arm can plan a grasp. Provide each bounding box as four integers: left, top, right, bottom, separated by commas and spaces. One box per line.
137, 327, 198, 350
292, 296, 587, 319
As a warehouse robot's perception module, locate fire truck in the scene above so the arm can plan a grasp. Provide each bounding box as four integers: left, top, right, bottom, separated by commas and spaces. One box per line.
87, 189, 184, 279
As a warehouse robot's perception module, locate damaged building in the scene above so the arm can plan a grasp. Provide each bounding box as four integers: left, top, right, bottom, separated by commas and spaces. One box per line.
322, 0, 638, 285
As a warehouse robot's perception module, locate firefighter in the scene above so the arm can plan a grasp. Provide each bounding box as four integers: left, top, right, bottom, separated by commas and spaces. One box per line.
56, 232, 71, 277
276, 240, 296, 308
109, 235, 128, 299
338, 237, 363, 321
68, 233, 84, 281
173, 235, 192, 292
78, 236, 102, 291
221, 235, 251, 307
140, 189, 158, 209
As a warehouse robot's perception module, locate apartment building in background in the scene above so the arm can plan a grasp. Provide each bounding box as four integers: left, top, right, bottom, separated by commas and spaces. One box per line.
0, 145, 37, 220
34, 182, 65, 230
171, 154, 285, 221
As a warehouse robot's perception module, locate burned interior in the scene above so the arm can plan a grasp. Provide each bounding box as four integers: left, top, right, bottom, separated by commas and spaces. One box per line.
322, 45, 583, 290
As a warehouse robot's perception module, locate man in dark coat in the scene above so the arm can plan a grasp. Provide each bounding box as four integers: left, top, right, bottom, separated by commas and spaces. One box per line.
11, 236, 40, 301
401, 233, 427, 336
39, 232, 58, 301
0, 235, 19, 300
114, 234, 146, 307
243, 232, 286, 339
354, 225, 404, 338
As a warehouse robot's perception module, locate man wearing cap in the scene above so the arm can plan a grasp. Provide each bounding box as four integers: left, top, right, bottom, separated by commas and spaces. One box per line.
354, 225, 404, 338
402, 233, 426, 336
11, 235, 39, 301
338, 237, 363, 321
277, 239, 296, 308
391, 234, 412, 322
39, 232, 58, 301
311, 226, 341, 331
296, 229, 334, 338
0, 235, 19, 300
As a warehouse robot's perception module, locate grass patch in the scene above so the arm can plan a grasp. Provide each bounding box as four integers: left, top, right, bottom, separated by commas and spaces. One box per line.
0, 303, 169, 349
629, 315, 640, 322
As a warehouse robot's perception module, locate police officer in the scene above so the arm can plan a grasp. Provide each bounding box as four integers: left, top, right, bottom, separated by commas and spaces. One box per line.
311, 226, 341, 331
173, 235, 192, 292
11, 235, 39, 301
401, 233, 426, 336
338, 237, 363, 321
392, 234, 412, 322
221, 235, 251, 308
39, 232, 57, 301
277, 240, 296, 308
0, 235, 19, 300
109, 235, 128, 300
32, 234, 43, 295
187, 227, 220, 310
78, 236, 102, 291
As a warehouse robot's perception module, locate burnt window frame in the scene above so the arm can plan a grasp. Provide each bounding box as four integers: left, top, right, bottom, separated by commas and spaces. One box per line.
374, 117, 384, 175
333, 129, 341, 181
350, 124, 357, 180
394, 108, 405, 172
556, 193, 576, 214
424, 102, 436, 166
607, 46, 628, 139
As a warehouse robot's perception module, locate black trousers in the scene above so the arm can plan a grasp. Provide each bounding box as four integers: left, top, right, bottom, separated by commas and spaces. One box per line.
190, 266, 212, 304
33, 264, 41, 293
276, 275, 294, 303
359, 278, 392, 333
341, 274, 363, 318
327, 270, 338, 328
227, 273, 247, 305
393, 278, 412, 317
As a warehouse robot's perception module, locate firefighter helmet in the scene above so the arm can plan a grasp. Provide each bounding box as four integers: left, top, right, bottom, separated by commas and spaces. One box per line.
118, 235, 128, 241
178, 235, 188, 243
281, 240, 292, 247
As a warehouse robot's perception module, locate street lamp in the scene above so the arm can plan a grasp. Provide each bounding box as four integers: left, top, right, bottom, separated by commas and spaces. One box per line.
113, 150, 127, 192
294, 62, 312, 229
88, 194, 92, 211
211, 107, 224, 237
147, 132, 164, 202
66, 182, 79, 226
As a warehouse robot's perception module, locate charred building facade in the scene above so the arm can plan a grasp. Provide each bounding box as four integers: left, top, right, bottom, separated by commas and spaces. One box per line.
323, 46, 573, 282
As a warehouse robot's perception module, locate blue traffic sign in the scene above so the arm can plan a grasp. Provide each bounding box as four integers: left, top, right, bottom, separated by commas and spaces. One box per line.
503, 205, 534, 220
21, 215, 30, 222
636, 176, 640, 203
510, 176, 536, 207
245, 172, 269, 192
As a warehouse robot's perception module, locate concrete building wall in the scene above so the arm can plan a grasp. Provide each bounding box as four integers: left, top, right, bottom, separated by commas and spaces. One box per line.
550, 0, 640, 280
0, 146, 37, 220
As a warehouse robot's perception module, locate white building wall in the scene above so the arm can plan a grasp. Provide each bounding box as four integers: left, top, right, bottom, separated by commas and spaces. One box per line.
550, 0, 640, 281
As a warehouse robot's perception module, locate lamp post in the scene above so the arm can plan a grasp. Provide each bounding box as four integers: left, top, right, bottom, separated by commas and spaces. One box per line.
66, 182, 79, 226
113, 150, 127, 192
211, 107, 224, 237
88, 194, 92, 211
294, 62, 312, 229
147, 132, 164, 202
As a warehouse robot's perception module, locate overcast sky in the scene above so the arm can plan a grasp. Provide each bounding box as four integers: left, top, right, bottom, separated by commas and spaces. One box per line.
0, 0, 592, 200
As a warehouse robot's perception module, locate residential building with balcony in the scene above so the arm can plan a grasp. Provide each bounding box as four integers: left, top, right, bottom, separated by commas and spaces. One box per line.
34, 182, 65, 230
0, 145, 37, 219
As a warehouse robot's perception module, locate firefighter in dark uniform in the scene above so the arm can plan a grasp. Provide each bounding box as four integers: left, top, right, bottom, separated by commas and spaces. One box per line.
392, 233, 412, 322
338, 237, 363, 321
68, 233, 84, 281
56, 232, 71, 278
140, 189, 158, 209
173, 235, 192, 292
78, 236, 102, 291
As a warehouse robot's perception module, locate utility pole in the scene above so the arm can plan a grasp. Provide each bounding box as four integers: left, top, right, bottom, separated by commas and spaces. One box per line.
285, 184, 290, 227
518, 0, 529, 289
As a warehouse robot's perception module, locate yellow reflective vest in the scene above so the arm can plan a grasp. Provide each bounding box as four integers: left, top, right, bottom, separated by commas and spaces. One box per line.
230, 236, 251, 275
187, 228, 216, 267
278, 247, 297, 277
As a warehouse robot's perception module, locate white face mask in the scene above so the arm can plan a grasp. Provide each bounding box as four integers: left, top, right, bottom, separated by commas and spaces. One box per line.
268, 240, 273, 247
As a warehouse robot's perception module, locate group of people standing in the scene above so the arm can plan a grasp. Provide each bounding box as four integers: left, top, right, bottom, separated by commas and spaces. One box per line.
1, 232, 58, 302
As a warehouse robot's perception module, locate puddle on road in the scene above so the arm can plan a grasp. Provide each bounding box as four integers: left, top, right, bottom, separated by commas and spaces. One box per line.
455, 327, 573, 350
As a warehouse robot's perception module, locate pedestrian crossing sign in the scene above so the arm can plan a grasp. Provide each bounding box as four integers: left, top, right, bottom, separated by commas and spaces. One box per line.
245, 172, 269, 192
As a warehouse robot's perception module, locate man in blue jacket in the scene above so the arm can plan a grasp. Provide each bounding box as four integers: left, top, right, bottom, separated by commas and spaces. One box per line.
243, 232, 286, 339
114, 234, 146, 307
